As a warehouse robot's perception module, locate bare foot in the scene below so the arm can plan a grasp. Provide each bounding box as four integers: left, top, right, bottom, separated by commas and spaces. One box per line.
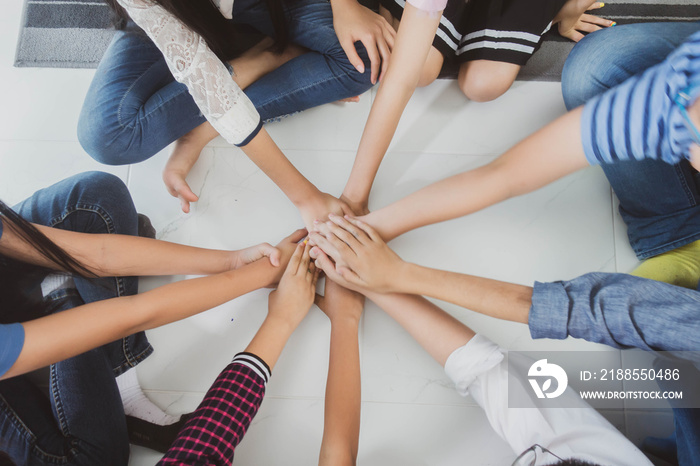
229, 38, 308, 89
337, 96, 361, 103
163, 122, 218, 213
554, 0, 615, 42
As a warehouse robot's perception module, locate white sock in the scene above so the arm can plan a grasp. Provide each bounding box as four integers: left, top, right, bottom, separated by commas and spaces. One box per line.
116, 369, 181, 426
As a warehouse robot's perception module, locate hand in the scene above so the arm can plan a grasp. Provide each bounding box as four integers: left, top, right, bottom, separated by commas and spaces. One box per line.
309, 214, 405, 293
268, 229, 308, 285
231, 243, 281, 269
340, 194, 370, 216
268, 241, 319, 325
331, 0, 396, 84
298, 192, 354, 233
554, 0, 614, 42
315, 279, 364, 324
163, 166, 199, 214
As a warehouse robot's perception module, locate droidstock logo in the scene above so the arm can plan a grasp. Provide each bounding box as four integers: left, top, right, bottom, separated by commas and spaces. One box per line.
528, 359, 568, 399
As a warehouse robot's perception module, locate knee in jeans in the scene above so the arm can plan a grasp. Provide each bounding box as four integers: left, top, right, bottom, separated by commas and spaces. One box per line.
71, 172, 138, 233
77, 107, 153, 166
562, 28, 621, 109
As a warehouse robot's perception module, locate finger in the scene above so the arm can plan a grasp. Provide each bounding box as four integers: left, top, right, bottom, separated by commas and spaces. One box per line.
327, 214, 366, 247
322, 222, 359, 258
340, 38, 365, 74
313, 250, 343, 280
586, 1, 604, 11
263, 244, 281, 267
362, 38, 381, 84
286, 228, 308, 244
177, 183, 199, 203
298, 241, 312, 277
340, 203, 355, 218
561, 29, 585, 42
311, 267, 320, 288
313, 219, 332, 236
344, 216, 382, 243
178, 195, 191, 214
581, 13, 615, 27
308, 233, 342, 263
377, 38, 391, 82
380, 16, 396, 41
576, 21, 602, 33
336, 265, 365, 290
286, 242, 304, 276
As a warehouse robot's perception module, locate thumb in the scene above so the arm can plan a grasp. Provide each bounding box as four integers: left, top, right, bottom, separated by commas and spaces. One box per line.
266, 246, 281, 267
177, 182, 199, 202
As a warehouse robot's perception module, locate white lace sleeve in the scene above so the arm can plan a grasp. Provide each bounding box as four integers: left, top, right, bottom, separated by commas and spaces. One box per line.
118, 0, 261, 145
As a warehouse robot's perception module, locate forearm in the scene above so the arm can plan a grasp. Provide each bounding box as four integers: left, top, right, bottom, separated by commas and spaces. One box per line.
241, 128, 320, 207
392, 263, 532, 324
342, 3, 441, 205
366, 292, 474, 367
364, 107, 589, 240
6, 259, 277, 379
319, 317, 361, 466
244, 314, 299, 370
0, 222, 235, 277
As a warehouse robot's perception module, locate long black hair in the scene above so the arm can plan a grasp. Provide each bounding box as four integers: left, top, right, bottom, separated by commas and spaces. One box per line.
106, 0, 289, 59
0, 200, 94, 323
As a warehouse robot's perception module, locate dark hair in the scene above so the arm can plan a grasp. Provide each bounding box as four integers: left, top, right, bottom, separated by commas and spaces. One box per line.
105, 0, 289, 58
0, 200, 94, 323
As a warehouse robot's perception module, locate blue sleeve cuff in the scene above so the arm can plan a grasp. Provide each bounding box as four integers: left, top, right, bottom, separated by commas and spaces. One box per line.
529, 281, 570, 341
0, 323, 25, 377
234, 118, 263, 147
0, 215, 4, 240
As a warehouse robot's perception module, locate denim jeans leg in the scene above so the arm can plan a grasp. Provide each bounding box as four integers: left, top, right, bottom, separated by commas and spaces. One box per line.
561, 22, 700, 259
78, 25, 206, 165
12, 172, 153, 373
233, 0, 374, 120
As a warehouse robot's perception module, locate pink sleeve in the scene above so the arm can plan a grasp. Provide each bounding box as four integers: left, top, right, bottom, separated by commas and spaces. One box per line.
406, 0, 447, 14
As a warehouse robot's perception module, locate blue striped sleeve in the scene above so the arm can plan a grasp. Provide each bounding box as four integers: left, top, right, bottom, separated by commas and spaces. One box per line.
581, 31, 700, 167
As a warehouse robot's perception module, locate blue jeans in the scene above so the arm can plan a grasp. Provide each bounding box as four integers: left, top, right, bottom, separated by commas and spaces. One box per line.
78, 0, 374, 165
561, 22, 700, 259
0, 172, 153, 466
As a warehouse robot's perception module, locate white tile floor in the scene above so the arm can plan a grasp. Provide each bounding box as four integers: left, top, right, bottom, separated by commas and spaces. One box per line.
0, 1, 676, 464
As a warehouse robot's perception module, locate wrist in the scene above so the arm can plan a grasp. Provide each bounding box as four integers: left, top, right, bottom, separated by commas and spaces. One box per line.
395, 261, 420, 294
293, 185, 323, 208
266, 308, 305, 332
226, 250, 240, 271
341, 186, 370, 207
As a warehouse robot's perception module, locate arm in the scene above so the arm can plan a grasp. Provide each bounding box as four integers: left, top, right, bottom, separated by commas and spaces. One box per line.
0, 218, 280, 277
158, 241, 319, 465
530, 272, 700, 354
2, 230, 306, 380
118, 0, 261, 146
316, 281, 364, 466
341, 2, 442, 211
239, 128, 355, 230
309, 215, 531, 324
361, 107, 589, 240
119, 1, 348, 229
